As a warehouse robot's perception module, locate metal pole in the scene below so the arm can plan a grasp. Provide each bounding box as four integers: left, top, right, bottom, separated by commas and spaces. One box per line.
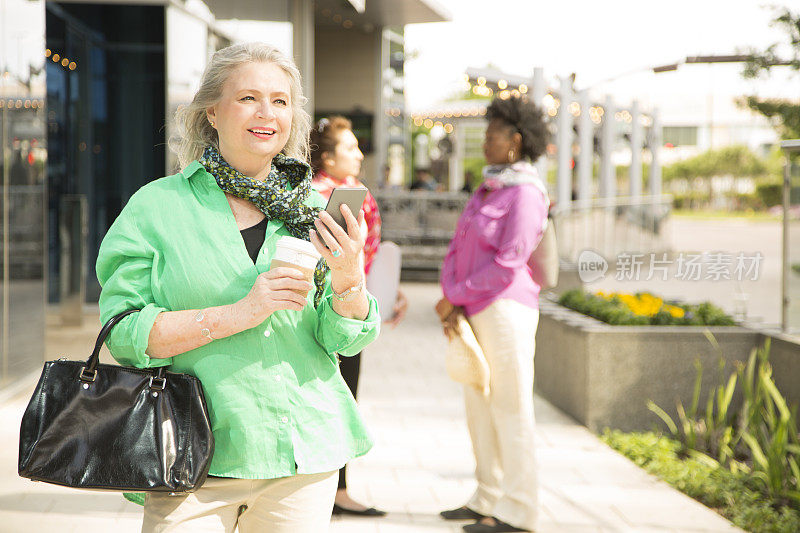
600, 95, 616, 198
557, 76, 573, 207
1, 80, 7, 382
577, 90, 592, 202
532, 67, 548, 186
629, 100, 642, 199
649, 109, 662, 196
783, 157, 790, 332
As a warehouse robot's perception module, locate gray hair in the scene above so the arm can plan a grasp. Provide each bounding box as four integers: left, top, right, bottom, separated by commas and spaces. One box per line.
171, 42, 311, 169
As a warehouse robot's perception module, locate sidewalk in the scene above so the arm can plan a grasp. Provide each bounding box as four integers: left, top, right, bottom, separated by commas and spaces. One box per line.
0, 283, 742, 532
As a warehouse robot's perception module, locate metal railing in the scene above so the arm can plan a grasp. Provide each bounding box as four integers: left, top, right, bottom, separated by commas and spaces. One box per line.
551, 194, 673, 264
373, 190, 468, 277
373, 190, 673, 277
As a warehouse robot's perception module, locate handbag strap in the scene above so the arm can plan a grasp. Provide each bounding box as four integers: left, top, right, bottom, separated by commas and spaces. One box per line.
79, 310, 167, 385
84, 310, 139, 373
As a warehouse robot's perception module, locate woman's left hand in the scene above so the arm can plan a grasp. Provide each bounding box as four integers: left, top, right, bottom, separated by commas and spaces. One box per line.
310, 204, 366, 283
385, 289, 408, 328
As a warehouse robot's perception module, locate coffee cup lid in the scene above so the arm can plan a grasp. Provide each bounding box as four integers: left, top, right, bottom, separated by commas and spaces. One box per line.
275, 236, 321, 260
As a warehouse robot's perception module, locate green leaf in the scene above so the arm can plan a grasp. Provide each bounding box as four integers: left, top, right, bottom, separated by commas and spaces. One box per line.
648, 400, 678, 435
690, 359, 703, 418
761, 372, 791, 421
688, 449, 721, 469
742, 431, 769, 471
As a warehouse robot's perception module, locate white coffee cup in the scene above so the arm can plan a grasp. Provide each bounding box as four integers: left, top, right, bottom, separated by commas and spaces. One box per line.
270, 236, 321, 297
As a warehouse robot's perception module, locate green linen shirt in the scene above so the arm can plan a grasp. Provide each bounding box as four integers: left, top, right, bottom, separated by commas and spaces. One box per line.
96, 160, 380, 479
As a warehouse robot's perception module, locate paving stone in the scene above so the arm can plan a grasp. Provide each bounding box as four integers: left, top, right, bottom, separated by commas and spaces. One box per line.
0, 283, 745, 532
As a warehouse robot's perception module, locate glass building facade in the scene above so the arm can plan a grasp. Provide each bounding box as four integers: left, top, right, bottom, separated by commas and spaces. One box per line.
0, 0, 47, 387
0, 0, 446, 394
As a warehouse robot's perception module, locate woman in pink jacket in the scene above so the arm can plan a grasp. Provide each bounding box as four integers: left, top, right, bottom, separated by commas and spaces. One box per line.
438, 95, 550, 533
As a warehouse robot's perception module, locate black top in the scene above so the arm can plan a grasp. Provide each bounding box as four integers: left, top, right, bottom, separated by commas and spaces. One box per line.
240, 217, 268, 263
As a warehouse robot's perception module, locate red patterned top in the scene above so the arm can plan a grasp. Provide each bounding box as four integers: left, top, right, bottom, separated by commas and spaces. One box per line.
312, 170, 382, 274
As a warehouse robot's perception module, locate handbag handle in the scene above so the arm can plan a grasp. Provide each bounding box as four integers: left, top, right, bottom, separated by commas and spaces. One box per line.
80, 310, 165, 383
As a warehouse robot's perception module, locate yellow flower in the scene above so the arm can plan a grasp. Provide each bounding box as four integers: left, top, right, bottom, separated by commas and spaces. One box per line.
593, 290, 685, 318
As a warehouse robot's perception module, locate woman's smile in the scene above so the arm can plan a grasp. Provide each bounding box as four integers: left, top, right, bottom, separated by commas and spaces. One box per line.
248, 127, 277, 139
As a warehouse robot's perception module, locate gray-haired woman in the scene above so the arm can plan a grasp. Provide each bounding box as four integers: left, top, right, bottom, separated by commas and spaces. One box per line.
96, 42, 381, 532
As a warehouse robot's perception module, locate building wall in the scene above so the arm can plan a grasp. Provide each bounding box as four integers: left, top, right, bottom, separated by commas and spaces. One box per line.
0, 0, 47, 390
314, 27, 380, 186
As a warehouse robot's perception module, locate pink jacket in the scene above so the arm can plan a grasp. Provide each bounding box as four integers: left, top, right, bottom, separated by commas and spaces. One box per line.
441, 182, 549, 317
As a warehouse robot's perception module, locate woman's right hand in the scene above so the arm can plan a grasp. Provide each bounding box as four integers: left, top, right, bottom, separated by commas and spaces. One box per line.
435, 297, 460, 340
237, 267, 314, 328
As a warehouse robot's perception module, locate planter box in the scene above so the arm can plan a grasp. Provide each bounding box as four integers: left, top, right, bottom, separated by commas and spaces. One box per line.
534, 299, 762, 433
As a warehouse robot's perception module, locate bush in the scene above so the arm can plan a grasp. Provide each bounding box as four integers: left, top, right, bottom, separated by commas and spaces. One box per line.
602, 430, 800, 532
672, 190, 712, 210
558, 289, 735, 326
663, 145, 769, 182
756, 181, 783, 208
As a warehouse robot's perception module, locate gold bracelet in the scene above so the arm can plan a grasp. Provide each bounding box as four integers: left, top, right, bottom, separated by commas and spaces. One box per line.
194, 310, 215, 341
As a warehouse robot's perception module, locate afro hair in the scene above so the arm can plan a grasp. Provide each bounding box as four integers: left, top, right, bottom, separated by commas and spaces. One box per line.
485, 96, 548, 162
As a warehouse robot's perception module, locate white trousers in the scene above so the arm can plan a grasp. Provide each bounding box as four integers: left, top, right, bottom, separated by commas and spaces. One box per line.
465, 299, 539, 530
141, 471, 338, 533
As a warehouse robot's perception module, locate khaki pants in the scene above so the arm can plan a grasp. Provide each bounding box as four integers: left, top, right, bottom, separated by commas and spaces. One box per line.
465, 299, 539, 531
141, 471, 338, 533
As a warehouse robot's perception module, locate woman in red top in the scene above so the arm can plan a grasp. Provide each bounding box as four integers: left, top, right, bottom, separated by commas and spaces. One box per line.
310, 116, 407, 517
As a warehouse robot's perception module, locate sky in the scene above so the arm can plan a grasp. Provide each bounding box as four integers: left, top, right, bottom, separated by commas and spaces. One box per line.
403, 0, 798, 112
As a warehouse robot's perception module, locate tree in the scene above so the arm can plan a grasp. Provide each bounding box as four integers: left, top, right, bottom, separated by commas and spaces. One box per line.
741, 7, 800, 139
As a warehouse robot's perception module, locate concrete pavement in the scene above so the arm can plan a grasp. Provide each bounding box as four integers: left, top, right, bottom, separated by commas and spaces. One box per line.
0, 282, 742, 532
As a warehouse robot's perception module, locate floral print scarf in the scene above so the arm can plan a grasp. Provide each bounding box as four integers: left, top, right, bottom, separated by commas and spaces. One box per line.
199, 145, 328, 307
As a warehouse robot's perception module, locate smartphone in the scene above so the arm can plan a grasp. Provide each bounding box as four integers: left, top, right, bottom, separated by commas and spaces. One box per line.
324, 187, 368, 230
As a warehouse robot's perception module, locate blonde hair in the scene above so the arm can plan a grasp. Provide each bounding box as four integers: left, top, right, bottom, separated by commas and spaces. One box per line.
171, 42, 311, 169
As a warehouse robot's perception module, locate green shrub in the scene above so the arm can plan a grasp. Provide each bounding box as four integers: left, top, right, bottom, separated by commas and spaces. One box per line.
602, 430, 800, 532
557, 289, 735, 326
756, 181, 783, 208
647, 339, 800, 525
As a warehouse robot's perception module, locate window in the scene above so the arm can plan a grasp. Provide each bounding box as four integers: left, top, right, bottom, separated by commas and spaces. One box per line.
663, 126, 698, 147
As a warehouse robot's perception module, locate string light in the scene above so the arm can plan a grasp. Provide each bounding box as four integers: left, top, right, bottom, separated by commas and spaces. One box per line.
45, 49, 51, 57
498, 79, 508, 89
61, 58, 69, 67
69, 62, 76, 70
444, 123, 454, 134
52, 54, 60, 62
519, 84, 528, 94
477, 76, 486, 86
423, 119, 433, 128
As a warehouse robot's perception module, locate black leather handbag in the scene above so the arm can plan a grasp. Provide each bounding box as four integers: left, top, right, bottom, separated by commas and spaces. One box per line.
18, 310, 214, 493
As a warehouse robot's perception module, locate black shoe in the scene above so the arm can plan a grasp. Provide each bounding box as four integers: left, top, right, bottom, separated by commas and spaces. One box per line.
440, 506, 487, 520
332, 503, 387, 517
462, 517, 530, 532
